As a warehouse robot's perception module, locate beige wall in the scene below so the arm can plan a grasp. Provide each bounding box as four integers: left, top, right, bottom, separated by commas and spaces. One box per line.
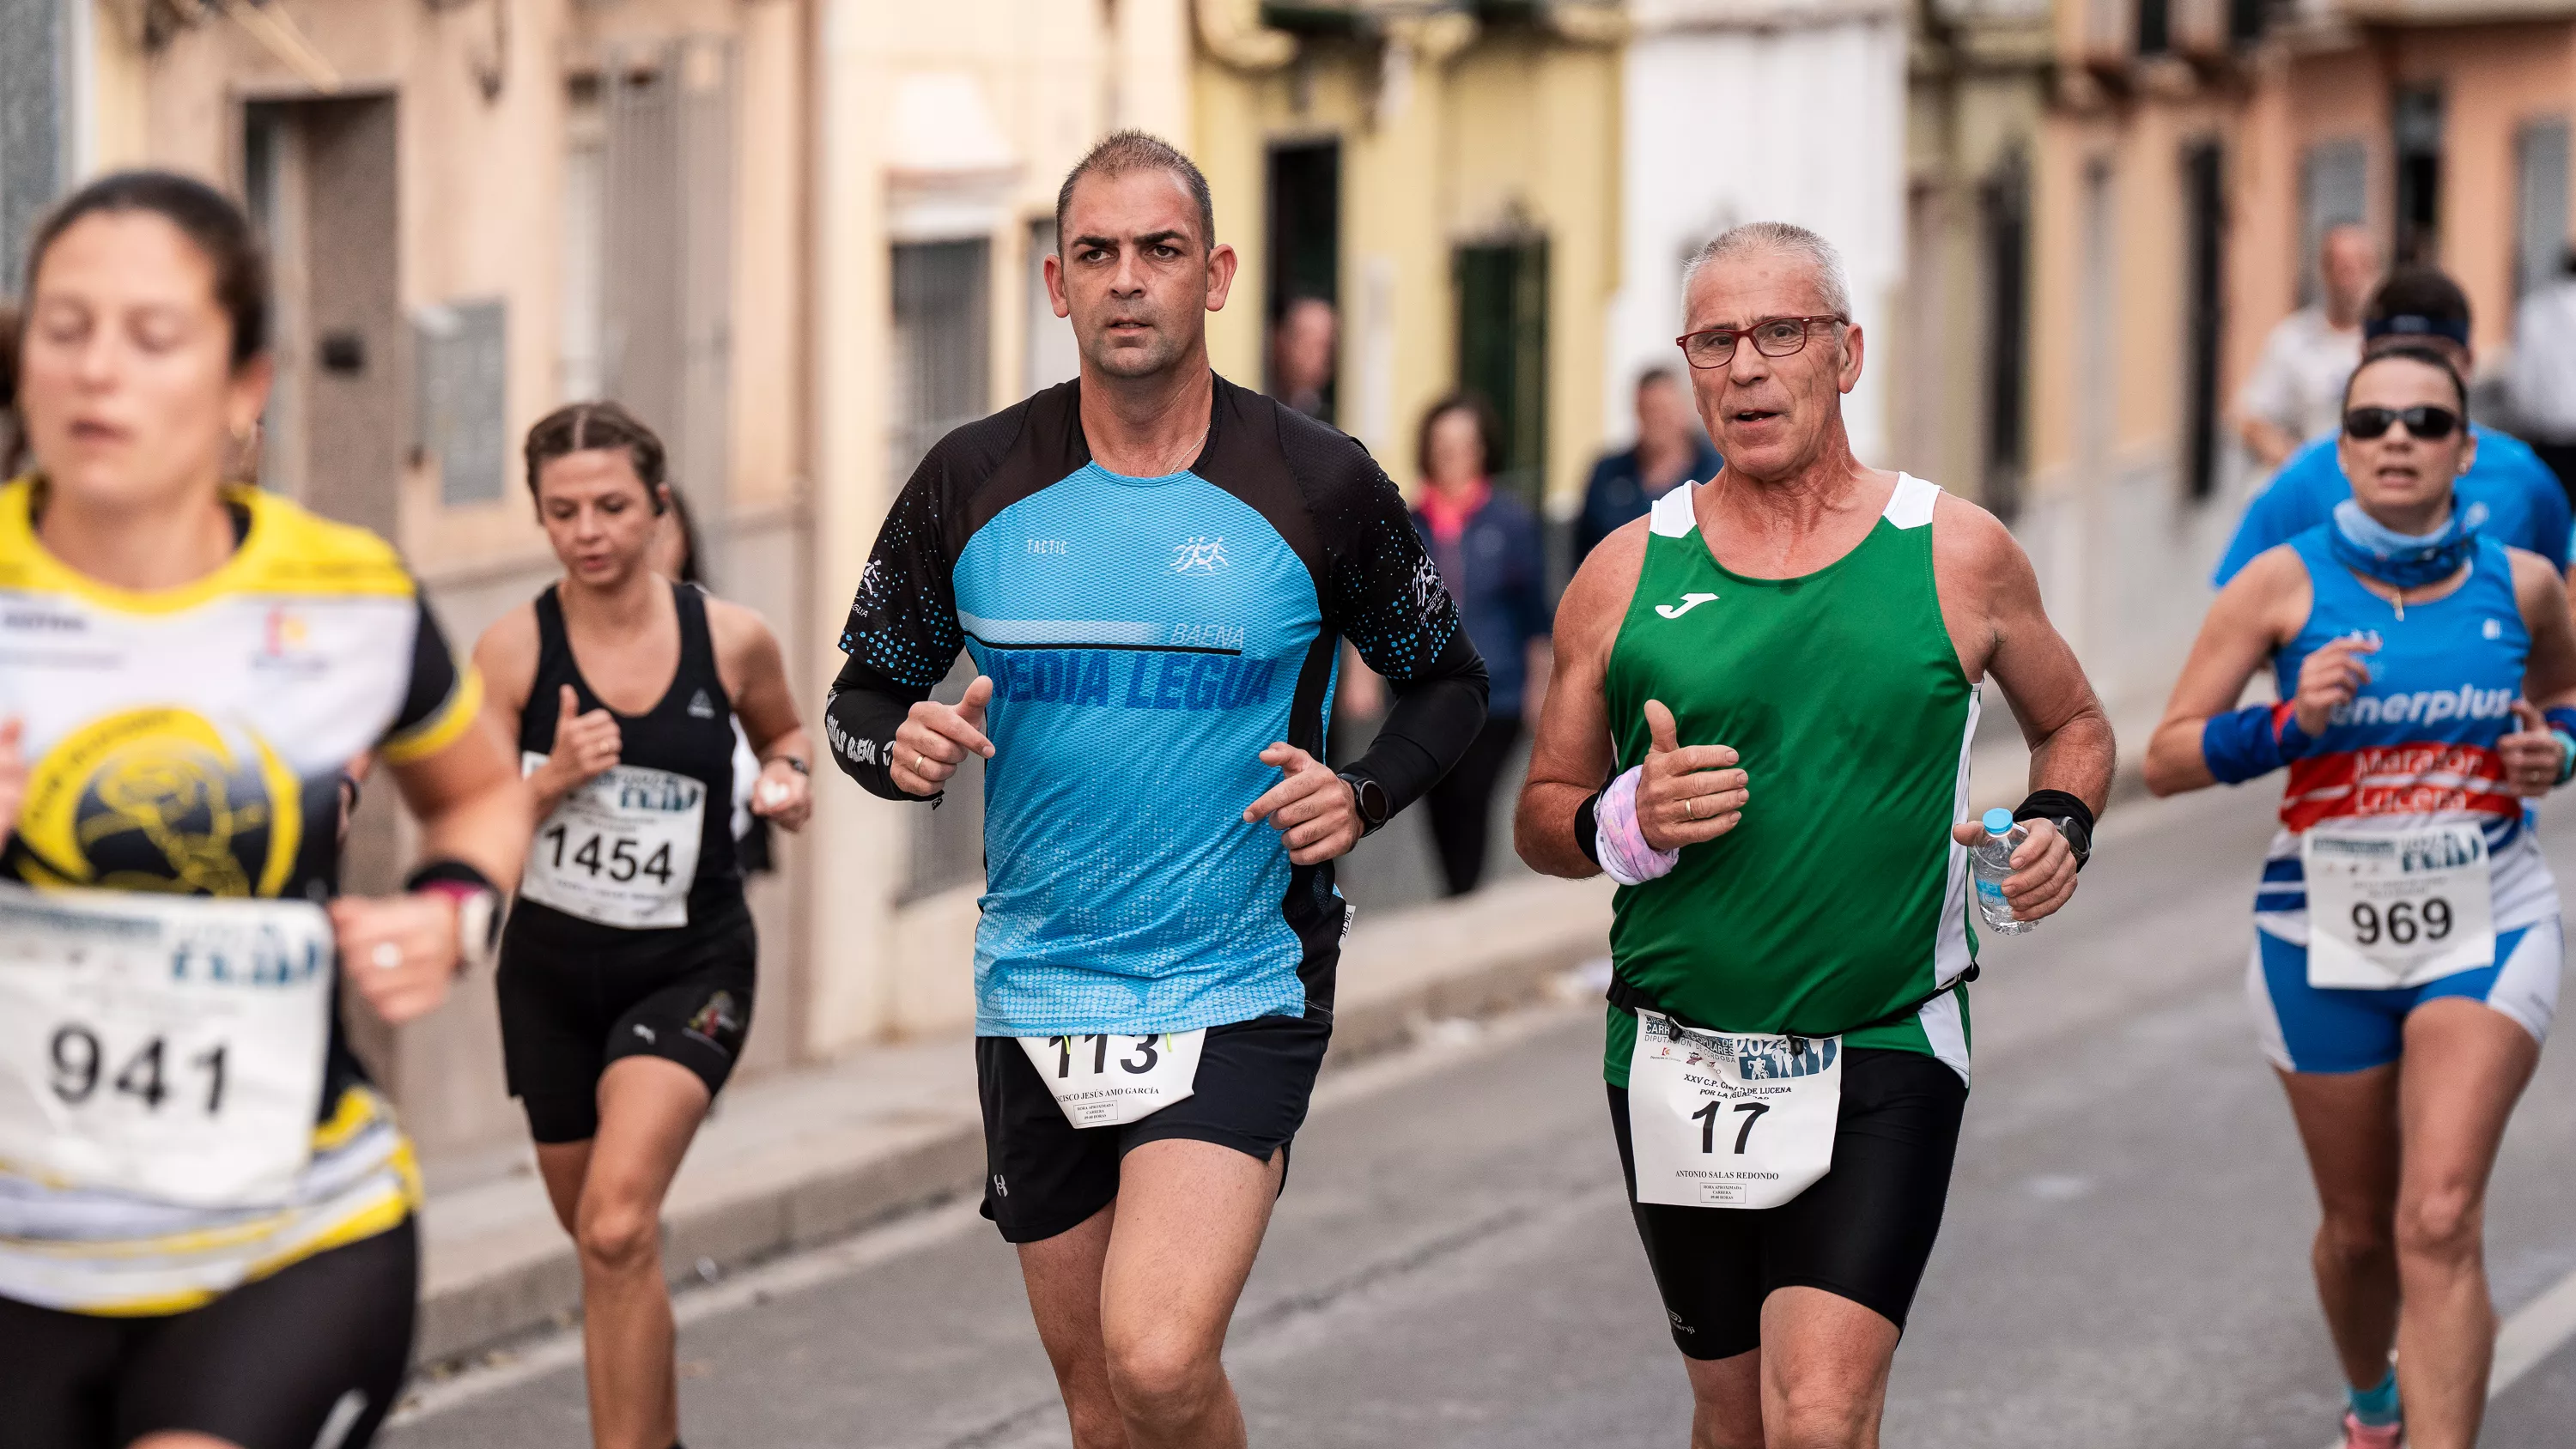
1194, 20, 1622, 503
2026, 11, 2576, 722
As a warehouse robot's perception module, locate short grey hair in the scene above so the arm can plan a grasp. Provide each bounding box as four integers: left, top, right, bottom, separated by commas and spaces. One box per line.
1681, 221, 1853, 321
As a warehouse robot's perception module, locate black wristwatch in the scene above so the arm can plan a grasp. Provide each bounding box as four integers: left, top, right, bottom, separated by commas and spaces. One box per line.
2013, 791, 2094, 871
1338, 771, 1390, 837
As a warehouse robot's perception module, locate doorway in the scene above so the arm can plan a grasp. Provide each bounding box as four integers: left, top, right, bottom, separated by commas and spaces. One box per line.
1455, 234, 1550, 505
244, 96, 403, 535
1265, 140, 1340, 423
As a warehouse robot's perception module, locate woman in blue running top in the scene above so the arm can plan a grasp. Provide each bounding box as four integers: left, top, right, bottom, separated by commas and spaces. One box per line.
2148, 345, 2576, 1449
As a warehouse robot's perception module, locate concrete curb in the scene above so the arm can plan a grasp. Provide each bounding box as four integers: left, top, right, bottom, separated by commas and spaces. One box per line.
412, 874, 1614, 1367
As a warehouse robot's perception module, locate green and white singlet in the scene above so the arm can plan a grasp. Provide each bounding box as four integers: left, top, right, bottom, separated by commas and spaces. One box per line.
1601, 475, 1978, 1087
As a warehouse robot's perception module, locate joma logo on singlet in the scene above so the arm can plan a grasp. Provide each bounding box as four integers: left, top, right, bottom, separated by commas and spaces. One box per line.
1656, 592, 1719, 619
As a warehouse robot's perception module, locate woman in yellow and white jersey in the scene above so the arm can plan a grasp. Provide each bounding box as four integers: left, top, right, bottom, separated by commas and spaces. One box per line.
0, 173, 529, 1449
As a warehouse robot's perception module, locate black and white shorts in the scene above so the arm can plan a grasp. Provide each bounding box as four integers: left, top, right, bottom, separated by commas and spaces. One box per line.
1609, 1046, 1969, 1361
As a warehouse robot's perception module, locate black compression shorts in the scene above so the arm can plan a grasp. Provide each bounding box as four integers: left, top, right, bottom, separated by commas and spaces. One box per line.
975, 1013, 1332, 1244
497, 896, 756, 1143
0, 1217, 416, 1449
1608, 1046, 1968, 1360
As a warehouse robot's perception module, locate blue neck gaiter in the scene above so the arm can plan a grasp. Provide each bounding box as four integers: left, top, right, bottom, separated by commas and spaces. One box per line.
2330, 498, 2476, 588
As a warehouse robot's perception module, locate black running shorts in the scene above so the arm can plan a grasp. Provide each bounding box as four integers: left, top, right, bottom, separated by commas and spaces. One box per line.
975, 1013, 1332, 1244
1608, 1046, 1969, 1360
497, 896, 757, 1143
0, 1217, 417, 1449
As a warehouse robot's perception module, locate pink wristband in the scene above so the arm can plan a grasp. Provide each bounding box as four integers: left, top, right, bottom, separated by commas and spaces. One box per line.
1595, 765, 1679, 887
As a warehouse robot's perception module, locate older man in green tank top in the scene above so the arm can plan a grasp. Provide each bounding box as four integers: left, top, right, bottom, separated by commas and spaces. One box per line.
1516, 222, 2114, 1449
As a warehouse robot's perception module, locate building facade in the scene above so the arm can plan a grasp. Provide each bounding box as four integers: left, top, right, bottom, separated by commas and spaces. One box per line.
1614, 0, 1908, 473
2029, 0, 2576, 720
1189, 0, 1625, 515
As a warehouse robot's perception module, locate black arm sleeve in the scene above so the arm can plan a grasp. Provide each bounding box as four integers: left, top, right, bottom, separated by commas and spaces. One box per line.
1356, 627, 1489, 815
824, 653, 932, 802
1315, 446, 1489, 818
826, 440, 969, 803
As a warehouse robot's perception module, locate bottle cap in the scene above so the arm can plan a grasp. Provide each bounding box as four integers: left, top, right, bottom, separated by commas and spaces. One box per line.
1982, 808, 2014, 834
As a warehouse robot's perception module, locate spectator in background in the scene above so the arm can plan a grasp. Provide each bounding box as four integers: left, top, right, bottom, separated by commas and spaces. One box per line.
2236, 223, 2379, 470
1269, 294, 1337, 421
1575, 367, 1721, 560
2215, 265, 2574, 585
2509, 243, 2576, 501
1411, 394, 1549, 896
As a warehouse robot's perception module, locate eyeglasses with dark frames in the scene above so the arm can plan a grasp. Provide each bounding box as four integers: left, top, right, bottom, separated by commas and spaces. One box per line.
1674, 314, 1848, 370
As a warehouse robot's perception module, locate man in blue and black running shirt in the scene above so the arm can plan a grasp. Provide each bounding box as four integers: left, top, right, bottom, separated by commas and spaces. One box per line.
823, 132, 1486, 1449
2214, 266, 2575, 585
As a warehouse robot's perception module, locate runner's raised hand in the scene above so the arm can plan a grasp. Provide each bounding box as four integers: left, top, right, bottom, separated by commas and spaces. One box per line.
1244, 742, 1362, 864
1635, 700, 1749, 852
892, 675, 994, 797
2293, 634, 2377, 737
538, 683, 622, 794
2500, 700, 2567, 797
331, 893, 462, 1025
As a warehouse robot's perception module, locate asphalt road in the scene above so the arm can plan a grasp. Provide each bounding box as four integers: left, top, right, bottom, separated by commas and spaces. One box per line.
388, 781, 2576, 1447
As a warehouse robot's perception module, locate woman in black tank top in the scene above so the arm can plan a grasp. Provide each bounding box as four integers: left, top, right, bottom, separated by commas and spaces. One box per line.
471, 403, 811, 1449
512, 579, 743, 946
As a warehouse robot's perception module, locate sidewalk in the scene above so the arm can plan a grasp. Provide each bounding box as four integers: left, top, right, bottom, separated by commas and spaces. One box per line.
413, 873, 1618, 1367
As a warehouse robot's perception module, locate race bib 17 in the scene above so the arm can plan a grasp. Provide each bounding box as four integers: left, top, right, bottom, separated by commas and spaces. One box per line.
1627, 1009, 1841, 1210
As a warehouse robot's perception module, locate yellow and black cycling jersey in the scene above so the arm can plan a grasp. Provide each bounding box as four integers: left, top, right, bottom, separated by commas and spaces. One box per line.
0, 476, 477, 1315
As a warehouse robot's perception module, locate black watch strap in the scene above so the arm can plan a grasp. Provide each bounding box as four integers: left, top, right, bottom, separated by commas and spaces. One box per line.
2013, 790, 2094, 870
1339, 771, 1390, 836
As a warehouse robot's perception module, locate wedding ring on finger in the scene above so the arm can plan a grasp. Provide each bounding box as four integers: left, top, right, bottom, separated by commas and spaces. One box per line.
1685, 796, 1701, 822
369, 941, 403, 972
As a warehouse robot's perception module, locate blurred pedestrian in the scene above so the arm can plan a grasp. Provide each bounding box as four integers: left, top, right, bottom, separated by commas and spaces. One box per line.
2215, 267, 2573, 585
1575, 367, 1721, 560
1413, 393, 1550, 896
2237, 224, 2379, 470
1269, 293, 1336, 421
2508, 243, 2576, 501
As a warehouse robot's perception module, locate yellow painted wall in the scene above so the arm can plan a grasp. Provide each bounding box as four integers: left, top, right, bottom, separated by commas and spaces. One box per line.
1193, 23, 1621, 506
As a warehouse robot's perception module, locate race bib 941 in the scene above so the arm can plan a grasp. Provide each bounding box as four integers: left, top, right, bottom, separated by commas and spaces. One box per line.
521, 753, 705, 930
0, 882, 334, 1208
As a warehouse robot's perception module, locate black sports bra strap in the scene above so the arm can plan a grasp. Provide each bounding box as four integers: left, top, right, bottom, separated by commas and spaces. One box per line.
671, 582, 726, 707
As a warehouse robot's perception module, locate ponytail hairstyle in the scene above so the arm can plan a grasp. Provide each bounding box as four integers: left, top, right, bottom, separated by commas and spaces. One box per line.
522, 400, 668, 513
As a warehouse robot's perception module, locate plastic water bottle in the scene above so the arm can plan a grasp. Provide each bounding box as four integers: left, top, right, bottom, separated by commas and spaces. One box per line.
1971, 808, 2034, 936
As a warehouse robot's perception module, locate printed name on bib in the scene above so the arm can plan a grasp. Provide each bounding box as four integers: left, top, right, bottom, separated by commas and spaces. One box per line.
1017, 1029, 1207, 1129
